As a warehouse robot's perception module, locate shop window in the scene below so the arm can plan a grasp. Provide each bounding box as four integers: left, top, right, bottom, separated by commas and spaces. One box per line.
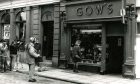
71, 25, 102, 64
3, 24, 10, 40
15, 11, 26, 41
1, 14, 10, 24
16, 12, 26, 22
137, 23, 140, 34
1, 13, 10, 40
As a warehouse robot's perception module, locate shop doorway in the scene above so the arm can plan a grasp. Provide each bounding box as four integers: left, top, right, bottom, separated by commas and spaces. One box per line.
106, 36, 124, 73
42, 21, 54, 60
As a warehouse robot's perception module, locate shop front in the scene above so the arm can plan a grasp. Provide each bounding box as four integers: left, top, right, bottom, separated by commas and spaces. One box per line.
62, 0, 136, 77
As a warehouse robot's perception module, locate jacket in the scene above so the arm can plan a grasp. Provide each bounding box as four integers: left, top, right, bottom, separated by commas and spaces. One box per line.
10, 43, 17, 54
0, 42, 8, 57
72, 45, 81, 57
25, 42, 39, 64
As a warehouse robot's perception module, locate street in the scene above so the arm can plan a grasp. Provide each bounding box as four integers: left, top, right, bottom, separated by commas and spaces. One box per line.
0, 71, 75, 84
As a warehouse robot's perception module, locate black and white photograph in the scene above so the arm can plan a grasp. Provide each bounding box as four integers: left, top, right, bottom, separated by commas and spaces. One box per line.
0, 0, 140, 84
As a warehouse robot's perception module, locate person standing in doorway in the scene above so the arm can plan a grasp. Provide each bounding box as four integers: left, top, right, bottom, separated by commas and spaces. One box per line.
25, 37, 40, 82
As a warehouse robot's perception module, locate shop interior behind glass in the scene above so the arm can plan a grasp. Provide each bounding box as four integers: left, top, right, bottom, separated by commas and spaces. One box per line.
71, 24, 102, 64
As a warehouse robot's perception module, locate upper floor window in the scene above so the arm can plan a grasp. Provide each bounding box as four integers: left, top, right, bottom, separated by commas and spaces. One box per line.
1, 13, 10, 24
16, 11, 26, 22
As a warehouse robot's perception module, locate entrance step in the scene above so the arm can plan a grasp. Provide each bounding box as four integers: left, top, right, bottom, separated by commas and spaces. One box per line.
38, 60, 52, 72
39, 60, 52, 67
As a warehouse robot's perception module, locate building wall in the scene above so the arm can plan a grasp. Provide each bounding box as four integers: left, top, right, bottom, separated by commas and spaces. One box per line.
52, 4, 60, 67
0, 1, 61, 66
0, 0, 60, 10
136, 0, 140, 7
31, 6, 40, 41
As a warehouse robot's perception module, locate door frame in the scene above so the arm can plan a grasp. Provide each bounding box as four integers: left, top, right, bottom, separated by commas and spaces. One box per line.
41, 21, 54, 60
106, 36, 124, 73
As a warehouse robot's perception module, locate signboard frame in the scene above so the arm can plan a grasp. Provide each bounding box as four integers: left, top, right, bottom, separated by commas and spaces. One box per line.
66, 0, 123, 21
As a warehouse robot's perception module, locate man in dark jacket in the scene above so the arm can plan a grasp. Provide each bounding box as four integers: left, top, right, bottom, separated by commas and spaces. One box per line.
10, 40, 18, 71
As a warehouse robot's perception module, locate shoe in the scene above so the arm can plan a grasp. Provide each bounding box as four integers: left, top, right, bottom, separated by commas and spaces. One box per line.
73, 70, 79, 73
75, 70, 79, 73
28, 79, 36, 82
32, 79, 36, 82
12, 69, 17, 71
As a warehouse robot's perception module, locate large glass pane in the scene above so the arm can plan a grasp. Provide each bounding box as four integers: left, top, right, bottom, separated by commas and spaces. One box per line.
71, 24, 102, 64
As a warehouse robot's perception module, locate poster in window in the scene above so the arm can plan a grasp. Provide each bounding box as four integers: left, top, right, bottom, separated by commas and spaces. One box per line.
4, 24, 10, 39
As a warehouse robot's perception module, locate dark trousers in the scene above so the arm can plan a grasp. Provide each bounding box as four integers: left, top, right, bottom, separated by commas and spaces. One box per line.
0, 56, 8, 72
73, 62, 79, 72
10, 54, 16, 71
73, 56, 81, 72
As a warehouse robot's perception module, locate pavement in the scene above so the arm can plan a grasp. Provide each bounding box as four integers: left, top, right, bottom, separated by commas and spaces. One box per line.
0, 72, 75, 84
16, 62, 140, 84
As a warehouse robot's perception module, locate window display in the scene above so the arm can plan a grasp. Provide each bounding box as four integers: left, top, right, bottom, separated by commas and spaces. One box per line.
1, 13, 10, 40
71, 27, 102, 64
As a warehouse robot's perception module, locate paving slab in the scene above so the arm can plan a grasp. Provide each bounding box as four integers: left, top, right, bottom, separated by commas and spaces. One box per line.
16, 63, 140, 84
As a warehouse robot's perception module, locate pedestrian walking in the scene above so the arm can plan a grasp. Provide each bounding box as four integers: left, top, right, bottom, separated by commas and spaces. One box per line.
72, 40, 82, 73
9, 40, 18, 71
25, 37, 40, 82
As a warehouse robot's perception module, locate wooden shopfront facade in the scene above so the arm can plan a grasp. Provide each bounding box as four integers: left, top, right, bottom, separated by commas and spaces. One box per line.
60, 0, 137, 78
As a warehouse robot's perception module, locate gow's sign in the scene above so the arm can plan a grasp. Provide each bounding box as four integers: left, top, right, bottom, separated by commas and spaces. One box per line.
66, 0, 122, 21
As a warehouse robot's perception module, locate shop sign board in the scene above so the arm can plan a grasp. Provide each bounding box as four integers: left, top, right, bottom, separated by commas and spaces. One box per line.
66, 0, 122, 21
3, 24, 10, 39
